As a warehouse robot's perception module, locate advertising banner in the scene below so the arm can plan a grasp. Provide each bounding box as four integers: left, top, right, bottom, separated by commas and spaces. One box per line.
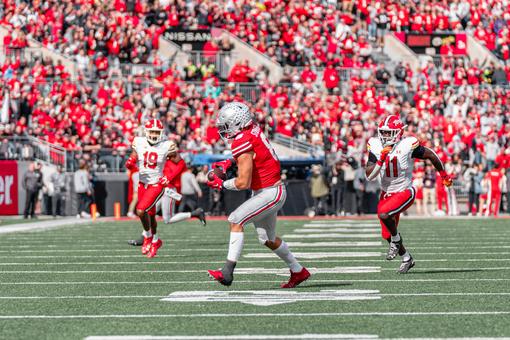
0, 161, 18, 215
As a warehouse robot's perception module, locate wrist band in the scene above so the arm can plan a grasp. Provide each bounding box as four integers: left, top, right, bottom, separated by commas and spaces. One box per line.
223, 178, 239, 191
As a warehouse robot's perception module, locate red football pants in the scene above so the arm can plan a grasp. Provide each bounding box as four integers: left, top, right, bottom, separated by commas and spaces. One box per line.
378, 187, 416, 239
136, 182, 164, 216
488, 191, 502, 216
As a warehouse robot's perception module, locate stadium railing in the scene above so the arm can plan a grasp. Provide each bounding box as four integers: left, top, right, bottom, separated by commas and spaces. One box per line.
0, 136, 66, 169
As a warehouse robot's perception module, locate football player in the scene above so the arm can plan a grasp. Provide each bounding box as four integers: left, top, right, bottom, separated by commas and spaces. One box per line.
207, 102, 310, 288
366, 115, 453, 273
160, 155, 207, 226
125, 119, 177, 258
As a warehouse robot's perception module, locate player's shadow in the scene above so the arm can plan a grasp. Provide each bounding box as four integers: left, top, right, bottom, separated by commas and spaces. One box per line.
407, 269, 483, 274
297, 282, 353, 289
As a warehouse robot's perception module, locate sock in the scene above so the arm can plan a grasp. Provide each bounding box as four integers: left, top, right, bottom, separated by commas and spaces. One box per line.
226, 232, 244, 262
274, 241, 303, 273
167, 212, 191, 224
402, 251, 411, 262
152, 233, 159, 243
142, 230, 152, 238
391, 233, 401, 242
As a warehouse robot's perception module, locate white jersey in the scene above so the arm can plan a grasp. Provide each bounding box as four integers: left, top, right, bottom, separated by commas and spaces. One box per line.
367, 136, 420, 193
132, 137, 174, 185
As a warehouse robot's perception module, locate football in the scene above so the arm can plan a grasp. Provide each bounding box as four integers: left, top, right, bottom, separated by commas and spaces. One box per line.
207, 167, 227, 181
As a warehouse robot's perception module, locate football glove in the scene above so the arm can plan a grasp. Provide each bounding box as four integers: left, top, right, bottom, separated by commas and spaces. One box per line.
212, 159, 233, 172
207, 173, 224, 190
125, 157, 137, 170
377, 145, 393, 165
439, 171, 453, 187
159, 176, 170, 187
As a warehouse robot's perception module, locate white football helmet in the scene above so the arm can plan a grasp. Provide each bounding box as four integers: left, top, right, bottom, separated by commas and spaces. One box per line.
216, 102, 253, 141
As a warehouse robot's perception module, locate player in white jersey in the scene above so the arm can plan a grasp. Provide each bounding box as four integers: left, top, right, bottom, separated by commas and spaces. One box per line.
365, 115, 453, 273
125, 119, 178, 258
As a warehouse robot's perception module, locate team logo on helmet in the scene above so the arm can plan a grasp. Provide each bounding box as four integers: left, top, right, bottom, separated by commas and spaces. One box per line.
378, 115, 406, 146
145, 119, 164, 144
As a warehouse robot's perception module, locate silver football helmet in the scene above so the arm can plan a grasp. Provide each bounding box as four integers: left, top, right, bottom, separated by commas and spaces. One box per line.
216, 102, 253, 141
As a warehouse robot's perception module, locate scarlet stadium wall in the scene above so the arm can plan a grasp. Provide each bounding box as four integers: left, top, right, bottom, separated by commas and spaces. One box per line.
0, 161, 317, 216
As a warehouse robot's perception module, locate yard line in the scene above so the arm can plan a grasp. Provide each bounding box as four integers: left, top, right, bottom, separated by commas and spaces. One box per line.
302, 224, 379, 227
2, 266, 510, 274
0, 311, 510, 319
3, 278, 510, 285
243, 252, 381, 259
85, 335, 378, 340
286, 242, 382, 247
294, 229, 380, 233
282, 234, 380, 239
2, 292, 510, 300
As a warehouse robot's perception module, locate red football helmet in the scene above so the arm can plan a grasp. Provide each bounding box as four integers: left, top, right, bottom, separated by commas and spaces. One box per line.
378, 115, 406, 146
144, 119, 164, 144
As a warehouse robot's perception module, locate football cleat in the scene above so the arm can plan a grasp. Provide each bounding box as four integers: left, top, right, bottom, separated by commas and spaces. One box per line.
191, 208, 207, 226
141, 236, 153, 255
398, 256, 415, 274
281, 267, 311, 288
386, 238, 402, 261
207, 269, 233, 286
147, 239, 163, 258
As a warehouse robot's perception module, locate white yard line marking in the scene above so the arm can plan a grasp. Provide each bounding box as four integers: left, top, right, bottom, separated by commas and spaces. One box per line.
3, 266, 510, 274
235, 267, 381, 275
244, 252, 381, 259
85, 335, 379, 340
282, 234, 380, 239
294, 229, 380, 233
303, 224, 379, 228
1, 292, 509, 301
0, 219, 98, 234
0, 311, 509, 319
161, 290, 381, 305
3, 278, 510, 285
287, 242, 382, 247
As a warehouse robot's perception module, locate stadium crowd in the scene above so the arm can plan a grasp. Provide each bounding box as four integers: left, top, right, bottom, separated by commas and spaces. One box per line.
0, 0, 510, 216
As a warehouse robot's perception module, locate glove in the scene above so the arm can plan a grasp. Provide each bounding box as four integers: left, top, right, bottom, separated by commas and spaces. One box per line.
125, 157, 137, 170
377, 145, 393, 165
207, 173, 224, 190
440, 170, 453, 187
212, 159, 233, 172
159, 176, 170, 187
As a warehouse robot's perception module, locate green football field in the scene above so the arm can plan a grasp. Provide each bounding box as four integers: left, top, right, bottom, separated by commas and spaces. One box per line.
1, 217, 510, 340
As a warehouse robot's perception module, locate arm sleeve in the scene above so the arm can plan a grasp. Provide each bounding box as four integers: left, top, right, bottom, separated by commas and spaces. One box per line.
368, 152, 378, 164
411, 145, 426, 159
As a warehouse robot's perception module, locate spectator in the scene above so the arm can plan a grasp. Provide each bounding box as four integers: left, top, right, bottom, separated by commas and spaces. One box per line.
74, 161, 92, 218
329, 161, 345, 216
22, 162, 43, 219
422, 165, 436, 216
179, 165, 203, 213
127, 168, 139, 218
50, 165, 67, 217
375, 63, 391, 84
309, 165, 329, 216
464, 163, 484, 216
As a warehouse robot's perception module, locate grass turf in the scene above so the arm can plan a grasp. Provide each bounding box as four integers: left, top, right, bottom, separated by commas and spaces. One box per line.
0, 218, 509, 339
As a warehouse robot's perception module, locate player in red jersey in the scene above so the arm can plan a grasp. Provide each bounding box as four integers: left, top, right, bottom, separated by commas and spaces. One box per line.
206, 102, 310, 287
485, 165, 506, 217
125, 119, 176, 258
160, 156, 206, 226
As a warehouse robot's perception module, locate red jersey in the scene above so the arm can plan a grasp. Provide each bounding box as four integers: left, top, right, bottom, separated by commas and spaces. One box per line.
487, 169, 503, 194
163, 158, 187, 193
231, 125, 281, 190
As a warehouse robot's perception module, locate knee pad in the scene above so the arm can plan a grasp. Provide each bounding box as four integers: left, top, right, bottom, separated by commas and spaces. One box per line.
256, 227, 269, 245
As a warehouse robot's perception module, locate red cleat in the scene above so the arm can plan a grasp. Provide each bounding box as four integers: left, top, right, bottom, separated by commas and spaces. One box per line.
207, 269, 232, 286
141, 236, 152, 255
281, 267, 311, 288
147, 239, 162, 258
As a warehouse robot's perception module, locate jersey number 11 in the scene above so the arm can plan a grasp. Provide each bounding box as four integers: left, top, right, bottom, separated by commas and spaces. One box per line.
385, 157, 398, 177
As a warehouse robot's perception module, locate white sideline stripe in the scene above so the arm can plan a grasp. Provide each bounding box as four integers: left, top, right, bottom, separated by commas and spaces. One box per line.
244, 252, 381, 259
303, 224, 379, 227
3, 278, 510, 285
85, 335, 378, 340
287, 242, 382, 247
282, 234, 380, 239
295, 228, 380, 233
3, 292, 510, 300
3, 266, 510, 274
0, 218, 97, 234
0, 311, 509, 319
